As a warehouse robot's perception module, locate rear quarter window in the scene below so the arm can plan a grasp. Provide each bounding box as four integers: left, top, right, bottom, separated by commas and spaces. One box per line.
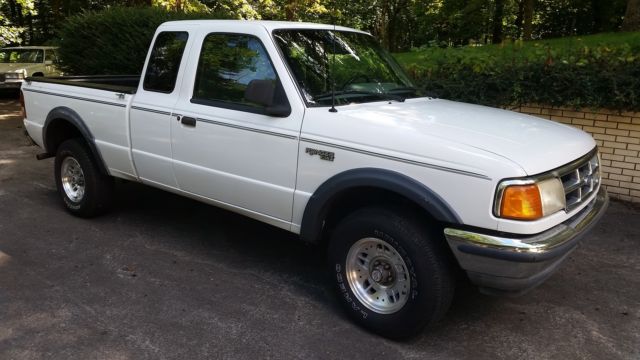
143, 31, 189, 93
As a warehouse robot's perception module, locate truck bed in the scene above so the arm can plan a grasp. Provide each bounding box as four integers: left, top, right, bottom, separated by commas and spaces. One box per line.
25, 75, 139, 94
22, 75, 138, 181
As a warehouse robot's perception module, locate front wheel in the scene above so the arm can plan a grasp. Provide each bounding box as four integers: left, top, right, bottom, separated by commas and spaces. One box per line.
54, 139, 114, 217
328, 207, 454, 339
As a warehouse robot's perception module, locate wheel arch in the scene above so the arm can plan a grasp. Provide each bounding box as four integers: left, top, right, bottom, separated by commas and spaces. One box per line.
43, 107, 109, 175
299, 168, 461, 244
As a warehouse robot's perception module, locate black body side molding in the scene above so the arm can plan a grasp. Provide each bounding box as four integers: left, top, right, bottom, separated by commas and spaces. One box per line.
299, 168, 461, 244
43, 106, 109, 175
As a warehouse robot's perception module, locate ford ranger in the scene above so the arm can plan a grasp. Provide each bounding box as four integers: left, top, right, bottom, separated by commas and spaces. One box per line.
21, 20, 608, 338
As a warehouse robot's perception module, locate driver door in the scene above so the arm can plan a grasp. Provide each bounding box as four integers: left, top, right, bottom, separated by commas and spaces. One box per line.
170, 29, 304, 226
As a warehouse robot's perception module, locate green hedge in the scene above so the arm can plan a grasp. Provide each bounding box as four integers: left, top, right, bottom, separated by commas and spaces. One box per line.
57, 7, 230, 75
57, 10, 640, 111
394, 32, 640, 111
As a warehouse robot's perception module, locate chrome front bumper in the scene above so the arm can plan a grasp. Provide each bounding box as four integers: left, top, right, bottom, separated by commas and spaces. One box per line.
444, 187, 609, 295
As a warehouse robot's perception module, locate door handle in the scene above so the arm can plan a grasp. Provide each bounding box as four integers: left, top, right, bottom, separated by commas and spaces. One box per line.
181, 116, 196, 127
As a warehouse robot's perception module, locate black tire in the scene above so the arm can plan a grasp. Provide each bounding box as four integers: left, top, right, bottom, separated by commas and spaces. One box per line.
54, 138, 114, 217
328, 207, 455, 339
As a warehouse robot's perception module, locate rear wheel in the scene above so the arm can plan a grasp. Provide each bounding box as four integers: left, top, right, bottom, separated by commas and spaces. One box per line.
328, 207, 454, 339
54, 139, 114, 217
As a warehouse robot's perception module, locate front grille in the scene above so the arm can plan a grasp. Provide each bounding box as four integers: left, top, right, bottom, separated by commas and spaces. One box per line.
560, 153, 600, 211
0, 74, 5, 82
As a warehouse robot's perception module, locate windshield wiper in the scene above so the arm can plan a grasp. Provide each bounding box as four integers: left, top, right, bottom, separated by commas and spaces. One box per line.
387, 86, 418, 93
314, 90, 406, 103
388, 86, 440, 99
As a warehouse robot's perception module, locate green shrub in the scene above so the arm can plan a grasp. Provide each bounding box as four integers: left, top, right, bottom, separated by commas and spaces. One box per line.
57, 7, 230, 75
394, 32, 640, 110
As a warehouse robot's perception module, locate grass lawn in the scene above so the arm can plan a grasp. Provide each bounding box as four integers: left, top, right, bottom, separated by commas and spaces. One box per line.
393, 32, 640, 72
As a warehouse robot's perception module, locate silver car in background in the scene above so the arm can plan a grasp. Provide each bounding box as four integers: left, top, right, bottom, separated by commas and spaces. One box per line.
0, 46, 63, 89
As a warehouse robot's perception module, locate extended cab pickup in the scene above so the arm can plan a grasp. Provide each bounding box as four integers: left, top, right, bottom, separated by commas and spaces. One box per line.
22, 20, 608, 338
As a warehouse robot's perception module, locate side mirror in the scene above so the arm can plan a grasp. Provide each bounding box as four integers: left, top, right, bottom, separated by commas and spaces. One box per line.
44, 60, 53, 65
245, 79, 275, 107
244, 79, 291, 117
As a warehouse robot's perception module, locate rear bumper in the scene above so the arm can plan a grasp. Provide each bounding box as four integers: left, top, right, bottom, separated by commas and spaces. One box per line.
444, 187, 609, 295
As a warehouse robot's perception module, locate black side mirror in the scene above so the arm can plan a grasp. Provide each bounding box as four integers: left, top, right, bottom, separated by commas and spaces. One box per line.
244, 79, 291, 117
245, 79, 274, 107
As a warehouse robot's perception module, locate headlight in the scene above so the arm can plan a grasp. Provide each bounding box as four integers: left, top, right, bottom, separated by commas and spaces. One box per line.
495, 178, 566, 221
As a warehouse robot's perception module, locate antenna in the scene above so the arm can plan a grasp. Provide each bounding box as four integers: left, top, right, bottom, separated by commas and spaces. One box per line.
329, 10, 338, 112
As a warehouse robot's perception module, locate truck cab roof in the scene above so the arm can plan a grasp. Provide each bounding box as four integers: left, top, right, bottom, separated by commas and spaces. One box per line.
158, 19, 369, 35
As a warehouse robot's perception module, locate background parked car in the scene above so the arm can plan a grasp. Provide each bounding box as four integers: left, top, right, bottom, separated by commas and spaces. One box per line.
0, 46, 63, 89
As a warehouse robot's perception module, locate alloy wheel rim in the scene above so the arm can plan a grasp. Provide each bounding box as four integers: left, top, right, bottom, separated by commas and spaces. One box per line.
61, 157, 85, 202
345, 237, 411, 314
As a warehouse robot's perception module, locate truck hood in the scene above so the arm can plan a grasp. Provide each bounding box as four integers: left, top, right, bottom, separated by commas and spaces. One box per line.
318, 98, 596, 175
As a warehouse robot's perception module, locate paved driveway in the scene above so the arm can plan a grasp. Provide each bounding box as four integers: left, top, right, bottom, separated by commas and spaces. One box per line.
0, 95, 639, 359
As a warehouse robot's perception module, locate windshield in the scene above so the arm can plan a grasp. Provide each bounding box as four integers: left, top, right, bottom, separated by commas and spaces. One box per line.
0, 49, 44, 64
273, 29, 423, 107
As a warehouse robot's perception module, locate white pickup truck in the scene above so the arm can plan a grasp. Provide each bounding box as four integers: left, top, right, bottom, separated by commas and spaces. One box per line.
21, 20, 608, 338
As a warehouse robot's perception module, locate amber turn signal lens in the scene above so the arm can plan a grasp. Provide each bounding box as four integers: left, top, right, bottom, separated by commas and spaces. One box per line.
500, 184, 543, 220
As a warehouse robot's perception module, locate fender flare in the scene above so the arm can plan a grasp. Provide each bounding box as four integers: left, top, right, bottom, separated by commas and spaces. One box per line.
43, 106, 109, 175
299, 168, 461, 243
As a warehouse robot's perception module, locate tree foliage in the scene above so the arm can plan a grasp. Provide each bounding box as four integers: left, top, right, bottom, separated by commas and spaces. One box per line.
1, 0, 637, 110
623, 0, 640, 31
56, 6, 229, 75
0, 0, 35, 46
0, 0, 633, 50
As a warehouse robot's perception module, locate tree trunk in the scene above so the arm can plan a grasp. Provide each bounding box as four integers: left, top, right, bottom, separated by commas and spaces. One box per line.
514, 0, 524, 38
523, 0, 534, 40
49, 0, 62, 28
386, 0, 408, 51
592, 0, 604, 33
285, 0, 297, 21
378, 0, 390, 49
16, 1, 24, 28
39, 1, 48, 43
492, 0, 505, 44
27, 14, 33, 45
623, 0, 640, 31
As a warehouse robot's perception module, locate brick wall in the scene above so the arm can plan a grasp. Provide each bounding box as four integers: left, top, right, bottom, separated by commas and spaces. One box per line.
512, 104, 640, 203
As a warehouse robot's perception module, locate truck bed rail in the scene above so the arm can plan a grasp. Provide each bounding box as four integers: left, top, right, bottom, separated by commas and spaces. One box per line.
25, 75, 139, 94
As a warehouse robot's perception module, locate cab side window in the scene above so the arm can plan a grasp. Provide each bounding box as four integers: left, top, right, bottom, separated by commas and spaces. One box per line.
143, 31, 189, 93
34, 50, 43, 63
45, 50, 58, 64
192, 33, 281, 113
